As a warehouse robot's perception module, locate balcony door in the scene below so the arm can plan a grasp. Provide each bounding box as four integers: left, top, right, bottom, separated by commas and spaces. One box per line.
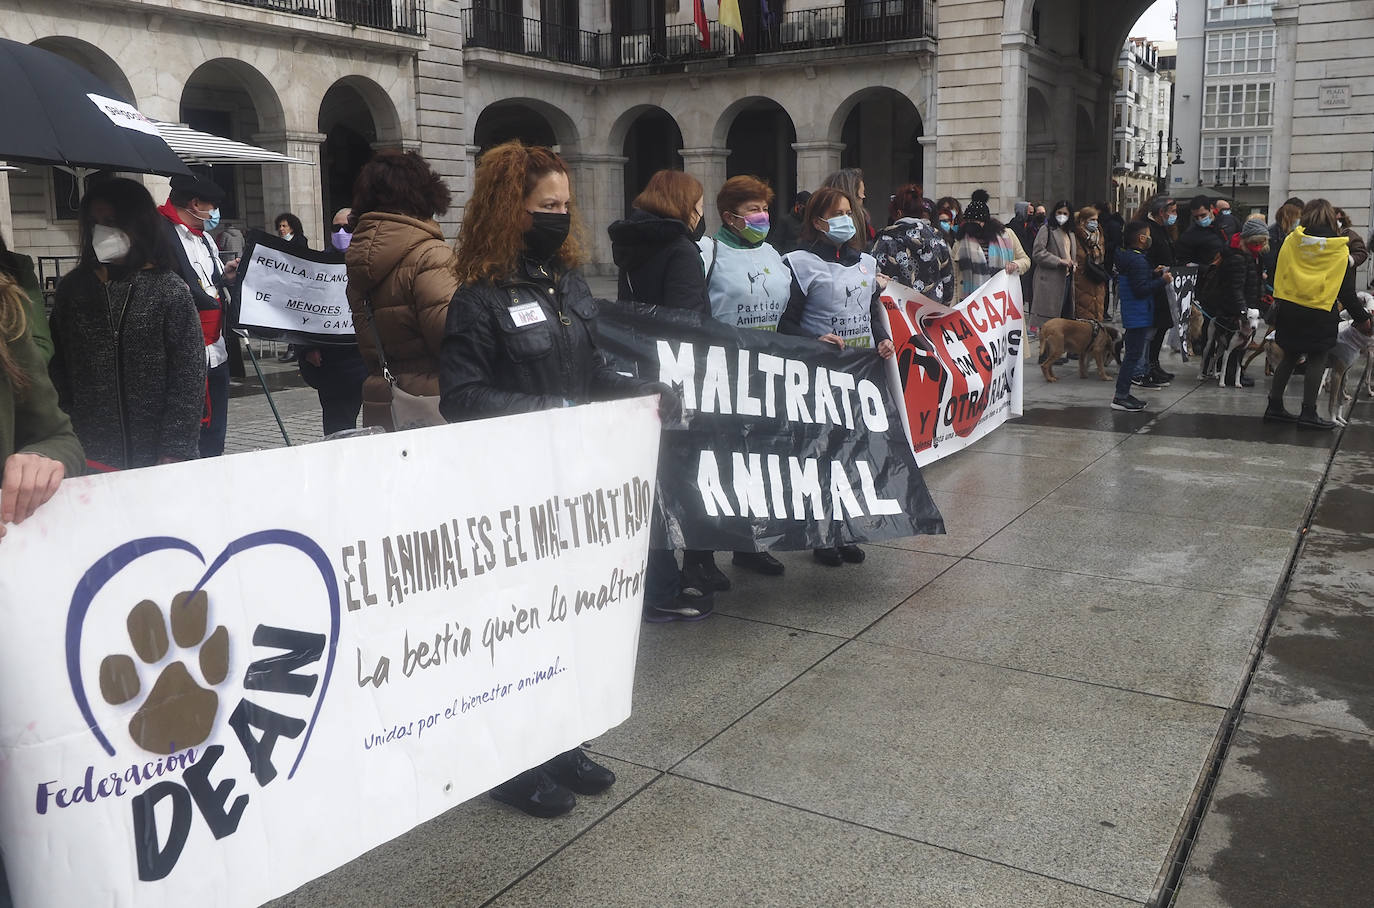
541, 0, 581, 63
472, 0, 524, 53
611, 0, 666, 64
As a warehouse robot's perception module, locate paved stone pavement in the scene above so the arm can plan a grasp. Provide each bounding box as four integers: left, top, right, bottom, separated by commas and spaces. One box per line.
232, 340, 1369, 908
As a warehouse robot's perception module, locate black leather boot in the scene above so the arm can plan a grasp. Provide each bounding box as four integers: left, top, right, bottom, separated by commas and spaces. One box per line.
543, 748, 616, 795
1296, 406, 1336, 431
489, 767, 576, 818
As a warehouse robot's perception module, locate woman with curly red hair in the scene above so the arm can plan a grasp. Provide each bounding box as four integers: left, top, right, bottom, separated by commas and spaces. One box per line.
440, 140, 681, 819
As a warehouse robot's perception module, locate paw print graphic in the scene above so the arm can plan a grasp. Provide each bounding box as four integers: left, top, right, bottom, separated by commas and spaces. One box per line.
98, 591, 230, 755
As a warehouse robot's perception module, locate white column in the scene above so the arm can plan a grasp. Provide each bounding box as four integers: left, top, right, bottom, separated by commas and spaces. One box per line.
791, 141, 844, 196
679, 146, 732, 234
562, 152, 629, 273
1268, 1, 1299, 214
254, 130, 327, 244
919, 135, 938, 198
999, 31, 1033, 216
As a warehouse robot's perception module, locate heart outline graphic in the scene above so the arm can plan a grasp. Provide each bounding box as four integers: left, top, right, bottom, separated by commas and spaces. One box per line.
65, 530, 340, 781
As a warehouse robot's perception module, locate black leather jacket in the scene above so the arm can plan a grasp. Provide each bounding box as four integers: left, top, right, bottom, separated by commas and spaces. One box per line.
440, 258, 646, 421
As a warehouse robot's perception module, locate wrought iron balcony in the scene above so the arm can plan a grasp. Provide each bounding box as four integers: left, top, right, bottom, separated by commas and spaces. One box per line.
221, 0, 427, 35
460, 4, 934, 70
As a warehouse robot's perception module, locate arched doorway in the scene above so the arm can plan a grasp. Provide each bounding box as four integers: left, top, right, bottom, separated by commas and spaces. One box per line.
618, 107, 683, 215
835, 88, 924, 229
1025, 86, 1053, 207
473, 102, 560, 152
723, 100, 797, 220
180, 59, 286, 238
318, 78, 403, 235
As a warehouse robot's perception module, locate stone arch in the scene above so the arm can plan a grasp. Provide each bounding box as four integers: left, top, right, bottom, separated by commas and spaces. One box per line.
828, 87, 925, 227
612, 106, 685, 216
30, 36, 136, 104
180, 58, 288, 232
473, 98, 580, 153
182, 58, 286, 135
718, 98, 798, 216
318, 76, 405, 233
321, 75, 404, 148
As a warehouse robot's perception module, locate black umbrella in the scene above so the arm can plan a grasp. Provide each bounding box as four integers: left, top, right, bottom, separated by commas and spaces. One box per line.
0, 37, 190, 177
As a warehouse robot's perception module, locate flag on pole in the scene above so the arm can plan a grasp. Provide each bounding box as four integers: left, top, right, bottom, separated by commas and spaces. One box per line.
719, 0, 744, 39
695, 0, 711, 47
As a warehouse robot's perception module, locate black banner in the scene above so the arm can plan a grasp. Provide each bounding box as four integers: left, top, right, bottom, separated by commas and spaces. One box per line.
229, 229, 356, 346
597, 301, 945, 551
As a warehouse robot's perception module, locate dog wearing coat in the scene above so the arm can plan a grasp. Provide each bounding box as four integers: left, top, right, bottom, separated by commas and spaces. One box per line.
1037, 317, 1122, 382
1323, 310, 1374, 427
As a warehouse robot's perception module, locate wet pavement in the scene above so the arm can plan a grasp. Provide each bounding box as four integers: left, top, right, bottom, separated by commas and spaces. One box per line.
225, 340, 1371, 908
1173, 402, 1373, 908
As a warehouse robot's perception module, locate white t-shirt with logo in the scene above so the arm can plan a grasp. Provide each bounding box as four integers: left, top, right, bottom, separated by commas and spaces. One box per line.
781, 250, 879, 348
698, 236, 791, 330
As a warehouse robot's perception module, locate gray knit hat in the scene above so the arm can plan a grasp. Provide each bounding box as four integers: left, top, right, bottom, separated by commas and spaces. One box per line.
1240, 218, 1268, 240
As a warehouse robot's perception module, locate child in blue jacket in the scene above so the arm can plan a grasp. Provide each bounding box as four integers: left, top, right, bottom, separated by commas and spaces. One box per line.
1113, 222, 1172, 410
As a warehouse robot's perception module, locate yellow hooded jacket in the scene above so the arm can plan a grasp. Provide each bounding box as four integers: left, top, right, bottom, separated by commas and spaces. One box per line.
1273, 226, 1350, 311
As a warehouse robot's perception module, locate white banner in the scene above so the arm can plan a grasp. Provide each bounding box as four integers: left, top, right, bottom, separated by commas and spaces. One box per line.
879, 271, 1025, 466
236, 234, 354, 339
0, 398, 660, 907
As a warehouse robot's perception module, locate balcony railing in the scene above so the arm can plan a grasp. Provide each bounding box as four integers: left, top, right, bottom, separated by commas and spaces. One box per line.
222, 0, 426, 35
461, 4, 933, 70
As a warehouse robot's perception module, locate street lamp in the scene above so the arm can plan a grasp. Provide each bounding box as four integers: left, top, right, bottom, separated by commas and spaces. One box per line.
1153, 130, 1185, 195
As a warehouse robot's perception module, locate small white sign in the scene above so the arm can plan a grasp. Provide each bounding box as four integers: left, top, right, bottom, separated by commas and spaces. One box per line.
509, 301, 547, 327
1318, 84, 1351, 110
86, 94, 162, 136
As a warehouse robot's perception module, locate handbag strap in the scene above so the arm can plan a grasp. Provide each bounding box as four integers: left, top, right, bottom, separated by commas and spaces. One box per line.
359, 294, 396, 386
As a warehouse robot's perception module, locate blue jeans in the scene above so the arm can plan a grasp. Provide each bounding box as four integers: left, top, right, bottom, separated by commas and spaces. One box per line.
1117, 326, 1151, 398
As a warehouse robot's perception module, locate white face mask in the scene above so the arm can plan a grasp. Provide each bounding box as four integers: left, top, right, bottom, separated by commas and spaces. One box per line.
1055, 214, 1069, 226
92, 224, 132, 263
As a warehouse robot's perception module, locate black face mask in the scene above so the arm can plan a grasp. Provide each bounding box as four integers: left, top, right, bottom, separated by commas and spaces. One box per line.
690, 217, 706, 242
524, 211, 570, 263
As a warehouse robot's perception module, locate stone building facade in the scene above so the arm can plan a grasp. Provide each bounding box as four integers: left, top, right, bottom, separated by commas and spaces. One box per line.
3, 0, 1183, 274
1174, 0, 1277, 215
0, 0, 463, 270
1111, 37, 1176, 218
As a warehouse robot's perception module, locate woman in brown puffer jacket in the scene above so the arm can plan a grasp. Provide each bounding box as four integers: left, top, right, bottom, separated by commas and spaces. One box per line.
345, 151, 458, 430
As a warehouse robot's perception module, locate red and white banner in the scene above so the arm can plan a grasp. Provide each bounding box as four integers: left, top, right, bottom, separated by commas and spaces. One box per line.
880, 272, 1025, 466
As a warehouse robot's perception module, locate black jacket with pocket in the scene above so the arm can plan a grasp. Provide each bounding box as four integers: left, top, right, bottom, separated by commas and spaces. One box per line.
607, 208, 711, 315
439, 258, 647, 421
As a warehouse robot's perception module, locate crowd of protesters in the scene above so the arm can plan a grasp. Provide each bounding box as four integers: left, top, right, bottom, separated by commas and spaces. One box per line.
3, 144, 1372, 820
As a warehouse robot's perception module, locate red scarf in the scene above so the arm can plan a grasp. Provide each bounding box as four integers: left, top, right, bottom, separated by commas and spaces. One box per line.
157, 200, 203, 236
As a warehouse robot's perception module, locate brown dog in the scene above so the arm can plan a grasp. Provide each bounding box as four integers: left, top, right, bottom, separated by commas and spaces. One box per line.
1038, 318, 1122, 382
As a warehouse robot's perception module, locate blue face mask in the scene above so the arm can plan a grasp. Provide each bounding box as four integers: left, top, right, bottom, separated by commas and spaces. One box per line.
202, 208, 221, 230
938, 220, 953, 233
1087, 220, 1099, 231
824, 214, 856, 245
1166, 213, 1178, 226
1199, 214, 1214, 227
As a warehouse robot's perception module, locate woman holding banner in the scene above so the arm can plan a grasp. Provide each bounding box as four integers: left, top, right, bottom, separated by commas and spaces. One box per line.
440, 140, 682, 819
700, 174, 793, 578
871, 183, 955, 303
778, 186, 894, 568
951, 189, 1030, 305
0, 270, 83, 544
